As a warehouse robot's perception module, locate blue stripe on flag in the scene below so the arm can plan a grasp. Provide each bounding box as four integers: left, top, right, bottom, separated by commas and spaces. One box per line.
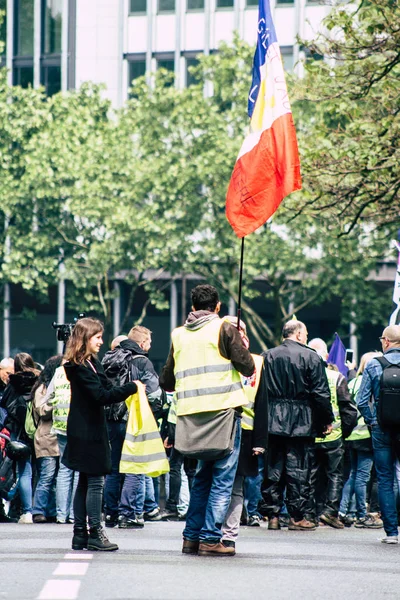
248, 0, 278, 118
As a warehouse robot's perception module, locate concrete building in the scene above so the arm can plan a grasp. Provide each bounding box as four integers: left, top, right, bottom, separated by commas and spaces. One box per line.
0, 0, 331, 104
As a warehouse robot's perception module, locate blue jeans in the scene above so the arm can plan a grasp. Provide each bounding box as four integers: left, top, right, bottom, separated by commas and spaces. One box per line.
56, 434, 78, 522
143, 476, 158, 514
339, 448, 373, 519
104, 421, 126, 517
183, 415, 241, 543
119, 474, 145, 518
33, 456, 58, 517
244, 454, 264, 517
371, 425, 398, 537
10, 433, 32, 513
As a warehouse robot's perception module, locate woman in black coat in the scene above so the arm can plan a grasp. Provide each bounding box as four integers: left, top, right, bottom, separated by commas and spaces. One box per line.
63, 318, 137, 552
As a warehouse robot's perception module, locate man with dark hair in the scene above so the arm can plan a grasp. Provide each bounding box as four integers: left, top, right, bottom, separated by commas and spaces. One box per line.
259, 320, 334, 531
160, 284, 255, 556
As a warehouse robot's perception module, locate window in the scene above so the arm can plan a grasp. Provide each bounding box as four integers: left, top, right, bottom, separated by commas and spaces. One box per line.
158, 0, 175, 12
156, 56, 174, 86
13, 65, 34, 87
130, 0, 147, 13
16, 0, 34, 56
0, 0, 6, 56
216, 0, 233, 7
245, 0, 258, 5
187, 0, 204, 10
41, 64, 61, 95
281, 46, 293, 71
129, 59, 146, 84
43, 0, 62, 54
186, 57, 200, 86
276, 0, 294, 4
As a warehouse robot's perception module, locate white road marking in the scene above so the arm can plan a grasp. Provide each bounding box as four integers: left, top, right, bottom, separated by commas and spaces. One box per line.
53, 563, 89, 576
37, 579, 81, 600
63, 553, 93, 560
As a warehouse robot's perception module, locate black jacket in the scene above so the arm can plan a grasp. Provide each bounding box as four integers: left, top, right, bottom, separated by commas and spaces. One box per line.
63, 358, 137, 475
102, 339, 162, 421
1, 371, 38, 440
262, 339, 334, 438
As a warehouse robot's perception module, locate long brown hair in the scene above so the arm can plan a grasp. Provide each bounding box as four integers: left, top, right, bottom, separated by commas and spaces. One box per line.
14, 352, 40, 375
64, 318, 104, 365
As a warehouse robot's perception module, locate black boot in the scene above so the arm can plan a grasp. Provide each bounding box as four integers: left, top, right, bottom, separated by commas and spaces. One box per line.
0, 500, 17, 523
87, 527, 118, 552
72, 526, 89, 551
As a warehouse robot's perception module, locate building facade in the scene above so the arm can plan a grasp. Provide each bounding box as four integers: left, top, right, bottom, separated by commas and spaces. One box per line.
1, 0, 331, 103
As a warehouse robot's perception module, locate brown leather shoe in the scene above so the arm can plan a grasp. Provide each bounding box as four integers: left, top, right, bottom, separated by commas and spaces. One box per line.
320, 514, 345, 529
198, 542, 235, 556
288, 518, 316, 531
182, 539, 199, 554
268, 517, 281, 530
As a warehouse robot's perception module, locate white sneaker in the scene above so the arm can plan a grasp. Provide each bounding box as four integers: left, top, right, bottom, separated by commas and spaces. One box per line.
18, 513, 33, 524
380, 536, 398, 544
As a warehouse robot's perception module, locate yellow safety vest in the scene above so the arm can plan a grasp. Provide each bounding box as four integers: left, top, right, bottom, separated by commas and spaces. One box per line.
172, 318, 247, 416
167, 393, 178, 425
241, 354, 264, 431
51, 366, 71, 435
346, 376, 370, 441
120, 382, 170, 477
316, 369, 342, 443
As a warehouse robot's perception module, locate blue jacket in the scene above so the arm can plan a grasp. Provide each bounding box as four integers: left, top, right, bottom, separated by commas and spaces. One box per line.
357, 348, 400, 426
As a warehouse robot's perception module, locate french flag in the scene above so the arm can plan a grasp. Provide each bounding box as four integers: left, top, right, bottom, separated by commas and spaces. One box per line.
226, 0, 302, 238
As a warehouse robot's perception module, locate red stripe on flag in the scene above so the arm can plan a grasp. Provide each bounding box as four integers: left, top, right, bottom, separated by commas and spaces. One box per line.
226, 113, 301, 238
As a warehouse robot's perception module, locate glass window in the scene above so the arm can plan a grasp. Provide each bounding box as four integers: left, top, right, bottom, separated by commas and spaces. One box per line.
276, 0, 294, 4
281, 50, 293, 72
187, 0, 204, 10
129, 60, 146, 84
16, 0, 34, 56
158, 0, 175, 12
186, 57, 200, 86
157, 58, 174, 72
0, 0, 6, 56
216, 0, 233, 7
246, 0, 258, 5
130, 0, 147, 12
13, 66, 34, 87
43, 0, 62, 54
41, 65, 61, 95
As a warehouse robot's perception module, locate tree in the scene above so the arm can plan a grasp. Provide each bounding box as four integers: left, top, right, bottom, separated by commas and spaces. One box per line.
290, 0, 400, 232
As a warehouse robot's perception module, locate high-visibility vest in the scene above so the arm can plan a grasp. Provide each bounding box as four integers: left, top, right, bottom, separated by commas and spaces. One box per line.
346, 375, 370, 441
167, 393, 178, 425
120, 381, 170, 477
51, 366, 71, 435
316, 369, 342, 443
241, 354, 264, 431
172, 318, 247, 416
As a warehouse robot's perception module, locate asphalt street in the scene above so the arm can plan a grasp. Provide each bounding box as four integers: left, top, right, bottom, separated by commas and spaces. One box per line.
0, 520, 399, 600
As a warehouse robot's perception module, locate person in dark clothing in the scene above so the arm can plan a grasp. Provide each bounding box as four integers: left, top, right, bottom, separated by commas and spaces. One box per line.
306, 338, 358, 529
259, 320, 334, 531
102, 326, 163, 528
63, 318, 137, 552
1, 353, 39, 523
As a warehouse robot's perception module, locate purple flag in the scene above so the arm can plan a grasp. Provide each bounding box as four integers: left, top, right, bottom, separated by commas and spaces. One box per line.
327, 333, 348, 377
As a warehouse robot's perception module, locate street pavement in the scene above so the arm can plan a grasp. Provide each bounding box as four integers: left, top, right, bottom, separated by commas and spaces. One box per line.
1, 520, 399, 600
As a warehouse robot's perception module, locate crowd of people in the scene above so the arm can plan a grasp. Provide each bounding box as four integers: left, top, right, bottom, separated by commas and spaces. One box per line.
1, 283, 400, 555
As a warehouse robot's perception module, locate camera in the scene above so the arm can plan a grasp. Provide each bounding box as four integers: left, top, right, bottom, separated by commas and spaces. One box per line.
52, 313, 86, 343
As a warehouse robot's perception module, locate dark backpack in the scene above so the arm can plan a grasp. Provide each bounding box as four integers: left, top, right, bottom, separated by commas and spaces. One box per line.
102, 348, 142, 422
376, 357, 400, 431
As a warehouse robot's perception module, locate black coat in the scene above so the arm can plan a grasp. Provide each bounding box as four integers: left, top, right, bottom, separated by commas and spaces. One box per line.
63, 358, 137, 475
262, 339, 334, 438
1, 371, 38, 441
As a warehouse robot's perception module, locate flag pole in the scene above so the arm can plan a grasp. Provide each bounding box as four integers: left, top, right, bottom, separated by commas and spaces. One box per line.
236, 237, 245, 330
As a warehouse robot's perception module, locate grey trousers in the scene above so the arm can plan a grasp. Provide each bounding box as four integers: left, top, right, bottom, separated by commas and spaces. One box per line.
221, 475, 244, 542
